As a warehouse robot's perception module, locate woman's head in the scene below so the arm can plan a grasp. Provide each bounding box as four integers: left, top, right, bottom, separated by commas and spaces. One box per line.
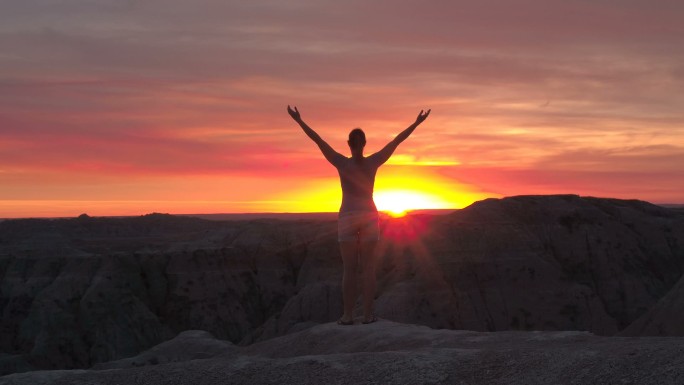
348, 128, 366, 151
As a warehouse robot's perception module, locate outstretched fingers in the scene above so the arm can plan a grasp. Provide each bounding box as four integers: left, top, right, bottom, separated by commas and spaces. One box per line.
287, 105, 301, 120
416, 108, 431, 123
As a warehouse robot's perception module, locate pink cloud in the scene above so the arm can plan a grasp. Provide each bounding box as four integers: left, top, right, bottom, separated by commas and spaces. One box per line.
443, 165, 684, 203
1, 0, 683, 216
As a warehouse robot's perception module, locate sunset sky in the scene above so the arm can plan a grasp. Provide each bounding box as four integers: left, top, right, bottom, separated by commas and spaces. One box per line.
1, 0, 683, 217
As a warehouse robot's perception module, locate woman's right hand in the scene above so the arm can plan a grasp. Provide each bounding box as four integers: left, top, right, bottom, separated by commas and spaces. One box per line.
415, 109, 431, 125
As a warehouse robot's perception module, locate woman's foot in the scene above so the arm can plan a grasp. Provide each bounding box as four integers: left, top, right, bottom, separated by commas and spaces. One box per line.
337, 317, 354, 326
362, 315, 378, 324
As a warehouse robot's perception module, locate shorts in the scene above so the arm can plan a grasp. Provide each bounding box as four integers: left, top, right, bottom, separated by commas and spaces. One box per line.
337, 211, 380, 242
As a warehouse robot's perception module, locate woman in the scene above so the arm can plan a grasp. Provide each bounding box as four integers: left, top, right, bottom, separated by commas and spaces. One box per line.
287, 105, 430, 325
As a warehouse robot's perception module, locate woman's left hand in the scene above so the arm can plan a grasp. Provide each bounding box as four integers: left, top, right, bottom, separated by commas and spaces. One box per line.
287, 105, 301, 121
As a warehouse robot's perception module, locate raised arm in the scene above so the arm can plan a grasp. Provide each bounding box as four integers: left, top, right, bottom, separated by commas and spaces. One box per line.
370, 109, 431, 165
287, 105, 345, 166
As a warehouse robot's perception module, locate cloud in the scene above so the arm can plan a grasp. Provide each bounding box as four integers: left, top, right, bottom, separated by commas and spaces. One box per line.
445, 143, 684, 203
1, 0, 683, 214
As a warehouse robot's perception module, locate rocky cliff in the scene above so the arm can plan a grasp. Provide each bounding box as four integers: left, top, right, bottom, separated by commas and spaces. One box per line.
1, 195, 683, 375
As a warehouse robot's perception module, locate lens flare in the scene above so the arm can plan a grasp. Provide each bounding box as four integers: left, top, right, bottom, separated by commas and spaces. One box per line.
374, 190, 447, 217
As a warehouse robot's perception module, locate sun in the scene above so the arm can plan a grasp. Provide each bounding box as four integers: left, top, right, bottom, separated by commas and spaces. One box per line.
374, 190, 449, 217
275, 170, 496, 214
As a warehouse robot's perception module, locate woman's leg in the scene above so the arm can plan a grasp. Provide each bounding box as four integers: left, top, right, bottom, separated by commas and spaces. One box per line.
359, 240, 378, 322
339, 240, 358, 322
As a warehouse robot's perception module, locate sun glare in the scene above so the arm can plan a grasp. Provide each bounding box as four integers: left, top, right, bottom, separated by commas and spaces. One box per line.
374, 190, 448, 217
277, 170, 496, 214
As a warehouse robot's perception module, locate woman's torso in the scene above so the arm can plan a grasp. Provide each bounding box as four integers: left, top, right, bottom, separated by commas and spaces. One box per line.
336, 157, 380, 213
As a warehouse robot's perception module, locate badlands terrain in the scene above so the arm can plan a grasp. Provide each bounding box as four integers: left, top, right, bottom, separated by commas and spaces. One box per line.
1, 195, 684, 384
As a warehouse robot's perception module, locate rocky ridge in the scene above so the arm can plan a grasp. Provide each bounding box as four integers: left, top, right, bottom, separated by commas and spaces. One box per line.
1, 195, 683, 376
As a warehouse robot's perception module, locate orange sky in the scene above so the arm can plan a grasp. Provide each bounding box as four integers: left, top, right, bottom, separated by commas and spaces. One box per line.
1, 1, 683, 218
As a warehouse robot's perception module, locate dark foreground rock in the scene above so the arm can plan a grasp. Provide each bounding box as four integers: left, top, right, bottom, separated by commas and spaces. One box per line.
620, 271, 684, 336
1, 195, 683, 376
2, 320, 684, 385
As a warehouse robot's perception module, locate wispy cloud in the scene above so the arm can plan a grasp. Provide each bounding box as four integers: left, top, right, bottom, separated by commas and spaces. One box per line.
1, 0, 683, 215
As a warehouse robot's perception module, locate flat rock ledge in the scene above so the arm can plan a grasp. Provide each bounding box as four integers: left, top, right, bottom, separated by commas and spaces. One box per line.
2, 320, 684, 385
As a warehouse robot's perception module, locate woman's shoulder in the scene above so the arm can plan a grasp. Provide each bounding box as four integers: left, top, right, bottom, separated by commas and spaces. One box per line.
363, 154, 384, 168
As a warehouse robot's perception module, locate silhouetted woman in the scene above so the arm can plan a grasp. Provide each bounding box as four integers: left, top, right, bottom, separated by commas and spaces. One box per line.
287, 105, 430, 325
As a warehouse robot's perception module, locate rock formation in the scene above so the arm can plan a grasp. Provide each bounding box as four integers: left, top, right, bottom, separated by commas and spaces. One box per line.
367, 195, 684, 336
1, 195, 683, 376
3, 321, 684, 385
620, 272, 684, 336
